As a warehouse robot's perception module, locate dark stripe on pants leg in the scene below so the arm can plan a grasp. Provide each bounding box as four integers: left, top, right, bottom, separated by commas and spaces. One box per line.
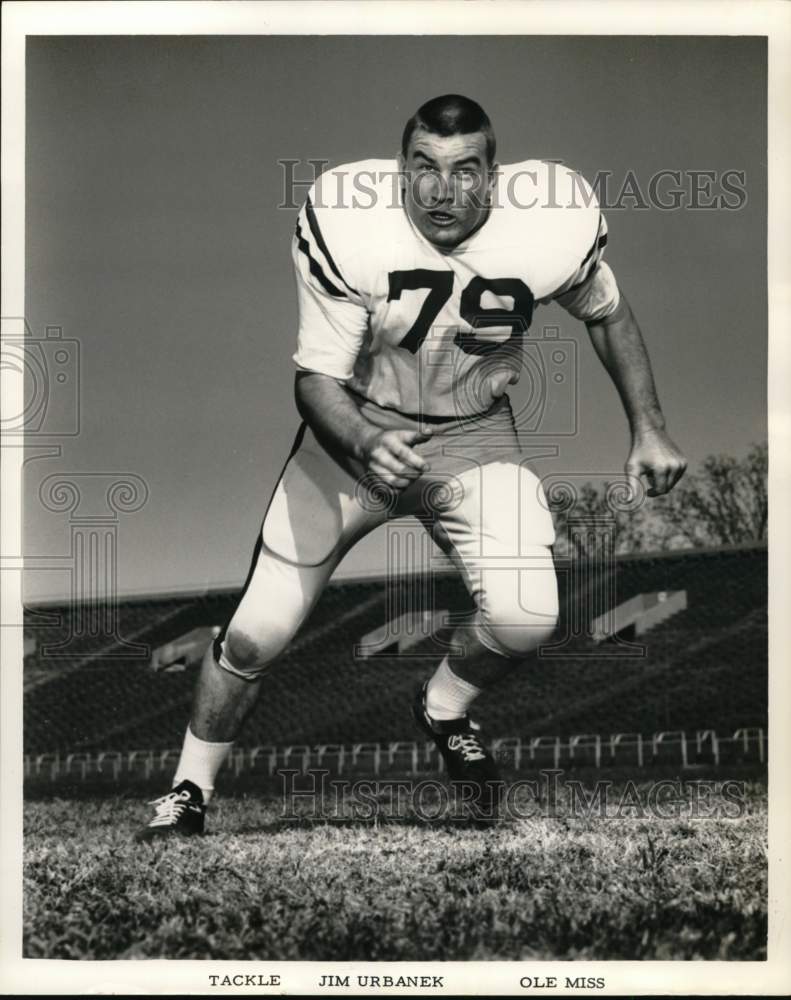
213, 422, 308, 660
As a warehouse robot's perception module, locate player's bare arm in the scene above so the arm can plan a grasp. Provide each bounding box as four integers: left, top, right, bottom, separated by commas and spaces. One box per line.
294, 370, 431, 488
585, 293, 687, 496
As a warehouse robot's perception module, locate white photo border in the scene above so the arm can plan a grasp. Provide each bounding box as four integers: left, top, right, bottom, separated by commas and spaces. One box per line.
1, 1, 789, 995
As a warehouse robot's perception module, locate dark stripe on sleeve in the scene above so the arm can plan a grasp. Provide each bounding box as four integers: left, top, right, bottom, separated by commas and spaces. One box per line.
567, 225, 608, 294
295, 218, 347, 298
305, 196, 360, 295
580, 220, 608, 268
559, 229, 609, 297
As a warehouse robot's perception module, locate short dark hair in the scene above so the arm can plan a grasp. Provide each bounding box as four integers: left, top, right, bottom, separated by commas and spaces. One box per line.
401, 94, 496, 165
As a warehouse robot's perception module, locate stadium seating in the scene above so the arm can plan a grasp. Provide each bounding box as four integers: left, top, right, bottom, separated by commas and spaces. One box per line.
23, 545, 767, 754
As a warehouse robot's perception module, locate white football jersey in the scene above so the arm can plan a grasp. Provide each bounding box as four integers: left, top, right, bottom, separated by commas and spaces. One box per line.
292, 158, 620, 417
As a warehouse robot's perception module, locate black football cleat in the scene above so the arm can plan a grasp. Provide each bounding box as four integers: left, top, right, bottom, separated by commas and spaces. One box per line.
134, 779, 206, 841
413, 681, 503, 821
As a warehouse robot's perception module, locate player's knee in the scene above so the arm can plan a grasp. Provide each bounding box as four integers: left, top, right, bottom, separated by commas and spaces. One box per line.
479, 589, 559, 658
216, 623, 292, 680
484, 612, 558, 657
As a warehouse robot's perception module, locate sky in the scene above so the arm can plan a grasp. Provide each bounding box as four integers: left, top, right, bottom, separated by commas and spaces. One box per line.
23, 35, 767, 601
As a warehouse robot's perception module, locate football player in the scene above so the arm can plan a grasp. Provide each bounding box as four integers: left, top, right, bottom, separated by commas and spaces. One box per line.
137, 94, 686, 837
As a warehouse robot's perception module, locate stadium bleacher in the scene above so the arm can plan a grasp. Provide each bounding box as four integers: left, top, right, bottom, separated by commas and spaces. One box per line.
23, 544, 767, 757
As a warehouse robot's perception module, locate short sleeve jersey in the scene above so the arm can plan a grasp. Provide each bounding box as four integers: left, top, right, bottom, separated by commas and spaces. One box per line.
292, 158, 620, 417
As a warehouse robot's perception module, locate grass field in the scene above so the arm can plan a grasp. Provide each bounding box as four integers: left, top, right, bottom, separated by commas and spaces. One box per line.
23, 779, 767, 961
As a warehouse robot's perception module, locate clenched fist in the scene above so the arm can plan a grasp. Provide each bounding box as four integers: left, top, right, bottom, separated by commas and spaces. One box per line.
359, 428, 432, 489
626, 427, 687, 497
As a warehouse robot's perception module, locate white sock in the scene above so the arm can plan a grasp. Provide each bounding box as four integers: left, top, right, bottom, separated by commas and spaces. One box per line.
173, 726, 234, 803
426, 657, 482, 721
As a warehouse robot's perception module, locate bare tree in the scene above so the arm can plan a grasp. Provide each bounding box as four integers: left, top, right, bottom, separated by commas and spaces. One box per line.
551, 442, 767, 556
650, 441, 767, 548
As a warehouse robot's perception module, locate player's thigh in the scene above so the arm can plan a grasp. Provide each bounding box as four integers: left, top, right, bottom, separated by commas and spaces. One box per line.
262, 423, 388, 566
223, 539, 335, 672
221, 424, 388, 672
428, 459, 558, 634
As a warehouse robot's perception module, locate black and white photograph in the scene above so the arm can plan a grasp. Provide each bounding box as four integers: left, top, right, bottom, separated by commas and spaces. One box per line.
1, 1, 789, 995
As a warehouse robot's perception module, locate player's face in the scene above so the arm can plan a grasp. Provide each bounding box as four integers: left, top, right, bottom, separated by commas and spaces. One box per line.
400, 131, 495, 251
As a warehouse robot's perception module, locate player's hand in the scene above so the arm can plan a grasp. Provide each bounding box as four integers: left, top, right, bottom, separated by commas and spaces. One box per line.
626, 427, 687, 497
360, 428, 432, 489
